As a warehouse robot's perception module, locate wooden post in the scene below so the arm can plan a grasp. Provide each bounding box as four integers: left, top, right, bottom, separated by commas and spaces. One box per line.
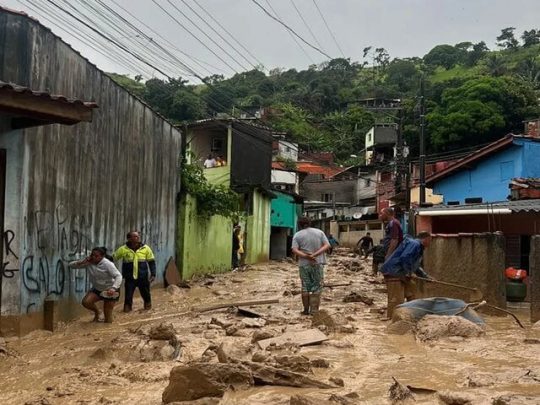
44, 298, 58, 332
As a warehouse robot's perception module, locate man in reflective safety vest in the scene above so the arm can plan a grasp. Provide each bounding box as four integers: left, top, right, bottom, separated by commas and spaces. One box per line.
113, 231, 156, 312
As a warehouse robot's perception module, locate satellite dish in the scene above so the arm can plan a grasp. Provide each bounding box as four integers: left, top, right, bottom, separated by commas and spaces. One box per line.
352, 213, 363, 219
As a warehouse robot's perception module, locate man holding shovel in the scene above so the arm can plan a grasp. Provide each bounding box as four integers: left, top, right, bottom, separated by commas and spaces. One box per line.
380, 231, 433, 318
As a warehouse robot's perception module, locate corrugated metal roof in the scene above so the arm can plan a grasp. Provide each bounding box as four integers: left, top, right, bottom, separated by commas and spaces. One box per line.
417, 199, 540, 214
0, 81, 98, 108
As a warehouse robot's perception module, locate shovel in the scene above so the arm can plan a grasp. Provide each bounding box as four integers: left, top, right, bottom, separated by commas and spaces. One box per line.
414, 276, 483, 301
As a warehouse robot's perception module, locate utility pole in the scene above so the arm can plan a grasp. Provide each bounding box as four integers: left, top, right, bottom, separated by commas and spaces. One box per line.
332, 192, 336, 220
419, 74, 426, 205
394, 108, 405, 193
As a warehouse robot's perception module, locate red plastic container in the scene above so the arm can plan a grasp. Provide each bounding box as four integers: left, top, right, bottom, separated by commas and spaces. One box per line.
505, 267, 527, 281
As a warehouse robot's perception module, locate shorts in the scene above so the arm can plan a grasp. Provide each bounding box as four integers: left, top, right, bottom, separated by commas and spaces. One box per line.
299, 264, 324, 293
91, 288, 120, 302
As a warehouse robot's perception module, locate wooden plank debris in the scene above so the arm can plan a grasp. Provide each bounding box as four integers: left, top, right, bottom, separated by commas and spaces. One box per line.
237, 307, 264, 318
257, 328, 328, 350
324, 282, 352, 288
193, 298, 280, 313
164, 257, 181, 287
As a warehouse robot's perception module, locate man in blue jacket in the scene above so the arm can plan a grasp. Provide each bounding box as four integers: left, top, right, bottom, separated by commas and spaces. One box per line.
380, 231, 433, 318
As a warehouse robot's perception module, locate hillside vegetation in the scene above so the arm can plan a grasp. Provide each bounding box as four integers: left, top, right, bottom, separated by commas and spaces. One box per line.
110, 27, 540, 164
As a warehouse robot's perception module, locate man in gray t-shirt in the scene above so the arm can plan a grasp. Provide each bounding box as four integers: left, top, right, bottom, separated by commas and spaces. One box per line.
291, 217, 331, 315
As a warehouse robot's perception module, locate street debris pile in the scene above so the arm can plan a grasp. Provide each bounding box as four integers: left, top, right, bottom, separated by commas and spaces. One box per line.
0, 247, 539, 404
414, 315, 485, 342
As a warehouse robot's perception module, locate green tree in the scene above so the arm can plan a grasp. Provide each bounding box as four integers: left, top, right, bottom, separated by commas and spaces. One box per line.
427, 76, 538, 150
144, 77, 207, 122
108, 73, 146, 98
484, 54, 507, 76
386, 59, 421, 93
423, 44, 465, 69
466, 41, 489, 66
515, 57, 540, 89
497, 27, 519, 49
521, 29, 540, 47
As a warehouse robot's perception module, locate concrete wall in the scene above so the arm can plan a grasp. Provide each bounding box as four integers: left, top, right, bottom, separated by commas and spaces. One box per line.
531, 236, 540, 323
245, 190, 271, 264
410, 186, 443, 206
356, 173, 377, 204
276, 140, 298, 161
271, 170, 297, 186
302, 178, 356, 204
336, 220, 384, 248
421, 234, 506, 308
177, 194, 232, 280
0, 10, 182, 335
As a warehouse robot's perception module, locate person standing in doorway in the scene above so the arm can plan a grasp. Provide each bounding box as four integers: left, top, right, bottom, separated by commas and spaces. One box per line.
291, 217, 331, 315
232, 225, 241, 271
379, 207, 403, 259
69, 247, 122, 323
113, 231, 156, 312
356, 232, 374, 257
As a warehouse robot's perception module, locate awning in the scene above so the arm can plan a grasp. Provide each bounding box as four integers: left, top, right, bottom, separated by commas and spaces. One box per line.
418, 208, 512, 216
0, 81, 98, 128
417, 199, 540, 216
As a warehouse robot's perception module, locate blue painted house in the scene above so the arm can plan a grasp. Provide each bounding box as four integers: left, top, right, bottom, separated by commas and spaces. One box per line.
270, 190, 303, 259
426, 135, 540, 204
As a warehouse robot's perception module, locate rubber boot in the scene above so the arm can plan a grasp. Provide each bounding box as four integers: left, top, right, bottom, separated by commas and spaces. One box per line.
144, 302, 152, 310
123, 304, 132, 313
301, 293, 310, 315
309, 293, 321, 315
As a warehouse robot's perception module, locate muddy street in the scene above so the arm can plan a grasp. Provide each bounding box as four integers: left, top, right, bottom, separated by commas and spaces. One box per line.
1, 248, 539, 405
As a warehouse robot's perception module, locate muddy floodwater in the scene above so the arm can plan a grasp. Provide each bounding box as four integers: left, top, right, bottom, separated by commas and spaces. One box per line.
1, 248, 539, 404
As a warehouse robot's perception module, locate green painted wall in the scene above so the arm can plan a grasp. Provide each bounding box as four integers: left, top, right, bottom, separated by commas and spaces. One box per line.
245, 189, 271, 264
271, 192, 298, 230
204, 165, 230, 186
178, 194, 233, 279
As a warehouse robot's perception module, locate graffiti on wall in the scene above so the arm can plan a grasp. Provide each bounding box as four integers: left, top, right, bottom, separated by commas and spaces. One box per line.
2, 203, 167, 313
2, 229, 19, 279
0, 203, 95, 312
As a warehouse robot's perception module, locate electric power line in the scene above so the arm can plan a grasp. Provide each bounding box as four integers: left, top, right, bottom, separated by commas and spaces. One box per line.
160, 0, 248, 72
44, 0, 173, 79
108, 0, 227, 76
179, 0, 261, 71
69, 0, 194, 78
193, 0, 266, 69
21, 0, 156, 78
43, 0, 239, 115
311, 0, 345, 58
264, 0, 315, 65
250, 0, 332, 59
149, 0, 238, 74
289, 0, 326, 52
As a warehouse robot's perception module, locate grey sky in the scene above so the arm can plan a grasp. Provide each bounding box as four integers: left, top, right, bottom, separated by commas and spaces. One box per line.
3, 0, 540, 81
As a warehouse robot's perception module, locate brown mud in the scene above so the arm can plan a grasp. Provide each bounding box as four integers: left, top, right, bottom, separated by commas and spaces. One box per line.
1, 247, 539, 404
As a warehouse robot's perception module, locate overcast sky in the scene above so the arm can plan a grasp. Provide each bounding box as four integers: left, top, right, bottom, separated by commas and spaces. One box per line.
3, 0, 540, 81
